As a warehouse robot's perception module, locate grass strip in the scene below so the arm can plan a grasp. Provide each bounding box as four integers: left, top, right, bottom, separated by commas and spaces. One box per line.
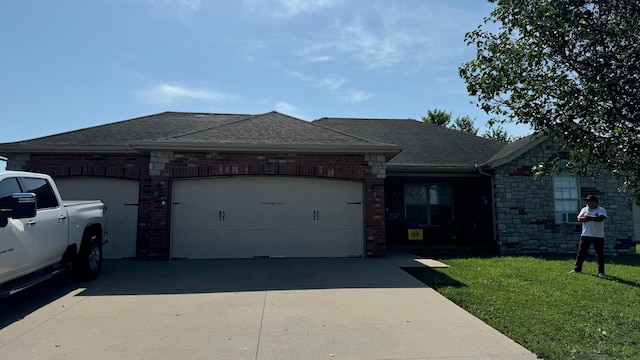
405, 255, 640, 360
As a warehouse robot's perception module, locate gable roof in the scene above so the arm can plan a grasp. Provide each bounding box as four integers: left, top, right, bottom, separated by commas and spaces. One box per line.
481, 133, 548, 169
0, 112, 401, 157
314, 117, 507, 172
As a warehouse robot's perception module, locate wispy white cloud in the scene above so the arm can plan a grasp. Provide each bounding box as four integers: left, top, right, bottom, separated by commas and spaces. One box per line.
290, 71, 313, 82
275, 0, 341, 18
274, 102, 307, 119
290, 71, 347, 92
333, 17, 403, 69
135, 83, 236, 105
296, 2, 478, 71
290, 71, 370, 103
146, 0, 201, 22
306, 55, 333, 63
236, 40, 268, 64
341, 90, 372, 103
244, 0, 341, 19
317, 76, 346, 91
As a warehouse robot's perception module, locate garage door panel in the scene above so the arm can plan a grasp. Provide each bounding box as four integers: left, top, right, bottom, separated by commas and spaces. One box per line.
314, 204, 361, 228
173, 230, 272, 259
172, 204, 218, 232
55, 178, 139, 259
171, 176, 363, 259
223, 203, 276, 229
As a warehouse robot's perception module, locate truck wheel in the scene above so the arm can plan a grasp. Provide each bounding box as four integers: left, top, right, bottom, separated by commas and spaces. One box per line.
73, 233, 103, 281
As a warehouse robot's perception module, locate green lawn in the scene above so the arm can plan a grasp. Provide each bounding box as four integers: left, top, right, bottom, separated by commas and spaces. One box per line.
405, 254, 640, 360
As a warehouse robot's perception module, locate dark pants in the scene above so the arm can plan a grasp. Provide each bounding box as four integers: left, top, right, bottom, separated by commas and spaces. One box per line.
574, 236, 605, 274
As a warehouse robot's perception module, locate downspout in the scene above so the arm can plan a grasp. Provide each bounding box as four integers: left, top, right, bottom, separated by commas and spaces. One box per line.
476, 163, 497, 244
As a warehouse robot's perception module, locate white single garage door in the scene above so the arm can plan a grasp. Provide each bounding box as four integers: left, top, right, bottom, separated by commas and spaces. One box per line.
55, 177, 139, 259
171, 176, 363, 259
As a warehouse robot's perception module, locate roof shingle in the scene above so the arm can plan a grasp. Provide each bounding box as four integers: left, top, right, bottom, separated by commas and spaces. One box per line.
0, 112, 400, 155
314, 117, 507, 171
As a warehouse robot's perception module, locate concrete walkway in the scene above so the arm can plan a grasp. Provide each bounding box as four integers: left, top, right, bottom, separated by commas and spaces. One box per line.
0, 257, 538, 359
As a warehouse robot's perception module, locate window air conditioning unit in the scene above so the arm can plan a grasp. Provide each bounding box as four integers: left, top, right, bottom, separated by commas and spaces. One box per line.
561, 212, 580, 224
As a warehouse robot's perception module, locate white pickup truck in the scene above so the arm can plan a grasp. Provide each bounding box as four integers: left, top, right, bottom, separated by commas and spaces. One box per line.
0, 171, 108, 297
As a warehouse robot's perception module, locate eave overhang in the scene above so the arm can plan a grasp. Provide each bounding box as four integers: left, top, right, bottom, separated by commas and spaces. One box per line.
129, 141, 402, 161
387, 164, 481, 176
480, 134, 549, 169
0, 144, 138, 154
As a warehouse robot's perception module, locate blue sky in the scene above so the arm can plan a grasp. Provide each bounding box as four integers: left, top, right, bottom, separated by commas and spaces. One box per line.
0, 0, 533, 147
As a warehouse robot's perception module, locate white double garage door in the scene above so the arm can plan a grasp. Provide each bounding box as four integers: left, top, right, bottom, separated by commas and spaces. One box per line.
56, 176, 364, 259
171, 177, 364, 259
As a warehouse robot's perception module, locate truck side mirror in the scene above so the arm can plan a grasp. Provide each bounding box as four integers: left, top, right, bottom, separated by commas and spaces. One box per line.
10, 193, 37, 219
0, 193, 36, 228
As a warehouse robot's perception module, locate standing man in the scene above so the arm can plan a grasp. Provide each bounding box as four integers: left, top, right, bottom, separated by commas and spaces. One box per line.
570, 195, 608, 278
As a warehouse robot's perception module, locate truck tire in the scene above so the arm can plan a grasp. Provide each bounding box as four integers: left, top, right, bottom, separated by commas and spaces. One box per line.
73, 232, 103, 281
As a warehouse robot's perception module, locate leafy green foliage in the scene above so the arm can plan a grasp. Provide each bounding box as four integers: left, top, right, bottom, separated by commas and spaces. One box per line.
422, 108, 452, 126
481, 125, 511, 142
460, 0, 640, 192
406, 255, 640, 359
450, 115, 479, 135
423, 108, 510, 138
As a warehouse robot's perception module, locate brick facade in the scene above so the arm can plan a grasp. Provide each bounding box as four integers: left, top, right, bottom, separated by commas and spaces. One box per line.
7, 137, 635, 259
493, 139, 637, 255
7, 151, 387, 260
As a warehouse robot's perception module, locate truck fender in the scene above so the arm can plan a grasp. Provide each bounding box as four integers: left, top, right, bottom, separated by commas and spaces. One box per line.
72, 224, 103, 281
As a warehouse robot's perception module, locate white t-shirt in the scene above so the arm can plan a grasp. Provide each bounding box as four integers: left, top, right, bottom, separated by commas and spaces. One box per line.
578, 206, 607, 238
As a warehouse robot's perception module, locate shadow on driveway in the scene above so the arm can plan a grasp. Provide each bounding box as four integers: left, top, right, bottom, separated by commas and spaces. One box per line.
1, 258, 425, 330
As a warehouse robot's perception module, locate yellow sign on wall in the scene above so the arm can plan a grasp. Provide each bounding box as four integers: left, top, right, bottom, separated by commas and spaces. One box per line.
408, 229, 423, 240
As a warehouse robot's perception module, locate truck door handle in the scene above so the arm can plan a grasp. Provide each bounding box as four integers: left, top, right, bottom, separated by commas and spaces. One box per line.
27, 220, 36, 227
219, 211, 225, 221
58, 215, 67, 221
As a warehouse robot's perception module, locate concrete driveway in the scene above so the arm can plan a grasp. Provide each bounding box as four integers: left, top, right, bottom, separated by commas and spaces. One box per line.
0, 258, 537, 360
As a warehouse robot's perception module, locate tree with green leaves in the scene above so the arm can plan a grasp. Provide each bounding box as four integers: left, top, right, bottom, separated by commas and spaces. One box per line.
451, 115, 479, 135
482, 126, 511, 142
422, 108, 452, 126
423, 108, 505, 138
460, 0, 640, 194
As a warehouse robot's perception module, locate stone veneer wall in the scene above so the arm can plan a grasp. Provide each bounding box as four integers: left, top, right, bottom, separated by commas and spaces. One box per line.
493, 139, 637, 255
8, 151, 387, 260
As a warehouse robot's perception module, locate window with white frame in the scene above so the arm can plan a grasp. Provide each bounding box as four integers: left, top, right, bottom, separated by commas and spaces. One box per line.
552, 162, 579, 223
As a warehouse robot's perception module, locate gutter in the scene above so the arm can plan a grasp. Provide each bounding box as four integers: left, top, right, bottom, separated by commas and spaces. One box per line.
0, 145, 137, 154
476, 163, 498, 244
130, 142, 402, 160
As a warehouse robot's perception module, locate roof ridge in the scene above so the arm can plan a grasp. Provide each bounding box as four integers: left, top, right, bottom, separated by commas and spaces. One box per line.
165, 113, 257, 140
163, 111, 312, 141
316, 117, 419, 122
312, 123, 391, 146
271, 111, 401, 147
312, 120, 400, 147
316, 117, 506, 145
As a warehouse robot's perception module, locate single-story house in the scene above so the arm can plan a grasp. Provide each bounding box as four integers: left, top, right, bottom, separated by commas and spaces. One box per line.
0, 111, 636, 260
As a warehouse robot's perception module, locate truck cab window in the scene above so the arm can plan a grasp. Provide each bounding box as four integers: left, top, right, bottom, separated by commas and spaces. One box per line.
18, 177, 58, 209
0, 177, 22, 208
